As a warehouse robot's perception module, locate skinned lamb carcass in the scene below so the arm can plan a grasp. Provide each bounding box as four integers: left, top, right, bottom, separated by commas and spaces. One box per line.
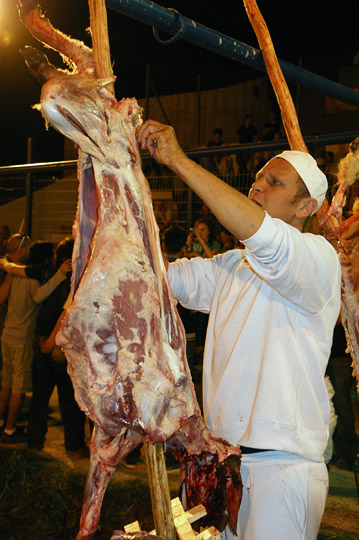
18, 2, 242, 539
318, 137, 359, 385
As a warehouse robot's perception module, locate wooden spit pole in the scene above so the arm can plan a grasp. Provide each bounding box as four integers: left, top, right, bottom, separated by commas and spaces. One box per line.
88, 0, 115, 95
243, 0, 307, 153
87, 1, 176, 538
242, 0, 338, 228
143, 442, 177, 540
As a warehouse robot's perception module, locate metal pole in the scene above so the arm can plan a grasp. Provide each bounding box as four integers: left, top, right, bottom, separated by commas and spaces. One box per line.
181, 130, 359, 161
106, 0, 359, 107
25, 137, 33, 237
0, 131, 358, 176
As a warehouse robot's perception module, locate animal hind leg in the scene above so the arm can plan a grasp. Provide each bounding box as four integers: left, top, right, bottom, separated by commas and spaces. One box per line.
77, 424, 142, 540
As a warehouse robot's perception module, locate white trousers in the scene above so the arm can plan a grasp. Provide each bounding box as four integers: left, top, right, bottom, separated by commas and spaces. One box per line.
222, 451, 328, 540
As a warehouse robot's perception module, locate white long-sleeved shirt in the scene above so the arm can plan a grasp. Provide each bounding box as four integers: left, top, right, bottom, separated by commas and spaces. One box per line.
1, 270, 66, 343
168, 213, 341, 462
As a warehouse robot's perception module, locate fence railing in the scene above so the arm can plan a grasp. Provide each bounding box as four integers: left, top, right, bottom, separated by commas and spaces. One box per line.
0, 162, 258, 242
0, 147, 350, 243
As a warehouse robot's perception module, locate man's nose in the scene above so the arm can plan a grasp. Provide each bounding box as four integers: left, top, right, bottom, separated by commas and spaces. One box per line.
251, 178, 265, 192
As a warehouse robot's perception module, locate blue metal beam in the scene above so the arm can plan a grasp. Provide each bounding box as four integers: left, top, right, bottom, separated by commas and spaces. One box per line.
106, 0, 359, 107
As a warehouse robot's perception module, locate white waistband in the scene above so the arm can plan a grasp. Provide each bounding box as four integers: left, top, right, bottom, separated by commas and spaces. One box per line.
240, 450, 322, 464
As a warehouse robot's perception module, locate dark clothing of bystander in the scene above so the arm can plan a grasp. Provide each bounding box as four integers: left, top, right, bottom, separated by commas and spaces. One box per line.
25, 262, 54, 284
0, 269, 7, 378
27, 275, 86, 451
28, 336, 85, 451
327, 323, 359, 470
235, 118, 258, 172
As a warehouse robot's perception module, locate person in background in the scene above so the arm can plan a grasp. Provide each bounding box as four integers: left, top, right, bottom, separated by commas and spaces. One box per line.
236, 114, 258, 145
1, 240, 55, 284
0, 234, 70, 442
0, 226, 10, 258
184, 219, 220, 259
136, 119, 341, 540
235, 114, 258, 172
153, 201, 169, 233
162, 225, 188, 262
324, 151, 336, 174
26, 237, 87, 455
219, 229, 236, 253
205, 128, 225, 174
260, 111, 281, 141
0, 225, 10, 381
207, 128, 224, 148
327, 321, 359, 471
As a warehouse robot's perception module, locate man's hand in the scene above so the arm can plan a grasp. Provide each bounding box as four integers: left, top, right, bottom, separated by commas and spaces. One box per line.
137, 120, 264, 241
136, 120, 186, 169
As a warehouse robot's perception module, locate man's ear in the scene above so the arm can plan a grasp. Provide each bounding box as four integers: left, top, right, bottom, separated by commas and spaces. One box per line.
296, 197, 317, 218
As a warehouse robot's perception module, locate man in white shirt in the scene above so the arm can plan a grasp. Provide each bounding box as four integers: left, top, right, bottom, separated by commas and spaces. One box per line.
136, 120, 341, 540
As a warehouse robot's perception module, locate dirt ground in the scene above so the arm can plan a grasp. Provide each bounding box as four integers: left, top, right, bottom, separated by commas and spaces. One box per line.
2, 389, 359, 539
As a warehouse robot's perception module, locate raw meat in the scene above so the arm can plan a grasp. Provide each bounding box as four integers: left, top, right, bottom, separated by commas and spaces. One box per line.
18, 2, 242, 538
318, 138, 359, 384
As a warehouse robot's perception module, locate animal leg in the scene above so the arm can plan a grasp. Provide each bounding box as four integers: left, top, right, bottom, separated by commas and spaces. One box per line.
77, 424, 142, 540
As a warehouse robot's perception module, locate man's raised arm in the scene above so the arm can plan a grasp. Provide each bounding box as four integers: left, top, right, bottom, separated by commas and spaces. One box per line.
136, 120, 265, 241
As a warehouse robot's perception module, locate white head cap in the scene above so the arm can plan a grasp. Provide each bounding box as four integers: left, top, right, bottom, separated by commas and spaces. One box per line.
275, 150, 328, 213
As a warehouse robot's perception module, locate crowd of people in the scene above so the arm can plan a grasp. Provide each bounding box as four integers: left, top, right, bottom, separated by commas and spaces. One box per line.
0, 213, 237, 457
0, 229, 88, 456
203, 111, 283, 176
203, 112, 341, 183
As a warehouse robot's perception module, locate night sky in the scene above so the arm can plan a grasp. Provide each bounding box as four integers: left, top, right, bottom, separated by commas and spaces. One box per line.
0, 0, 358, 166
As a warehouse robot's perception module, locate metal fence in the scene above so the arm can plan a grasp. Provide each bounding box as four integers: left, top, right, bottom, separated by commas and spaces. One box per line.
0, 166, 77, 242
0, 147, 350, 244
0, 159, 257, 243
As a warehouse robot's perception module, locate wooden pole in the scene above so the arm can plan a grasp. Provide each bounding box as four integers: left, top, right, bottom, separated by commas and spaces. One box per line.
144, 442, 177, 540
88, 0, 115, 95
87, 2, 176, 537
242, 0, 337, 227
243, 0, 307, 153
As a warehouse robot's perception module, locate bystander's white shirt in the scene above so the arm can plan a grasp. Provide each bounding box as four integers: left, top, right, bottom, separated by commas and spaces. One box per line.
1, 271, 66, 343
168, 212, 341, 462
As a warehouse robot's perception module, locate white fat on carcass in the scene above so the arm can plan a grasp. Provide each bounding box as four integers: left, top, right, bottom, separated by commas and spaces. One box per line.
162, 342, 187, 387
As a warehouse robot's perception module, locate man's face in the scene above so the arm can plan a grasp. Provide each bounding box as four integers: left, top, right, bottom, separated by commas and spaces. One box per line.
248, 158, 305, 225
